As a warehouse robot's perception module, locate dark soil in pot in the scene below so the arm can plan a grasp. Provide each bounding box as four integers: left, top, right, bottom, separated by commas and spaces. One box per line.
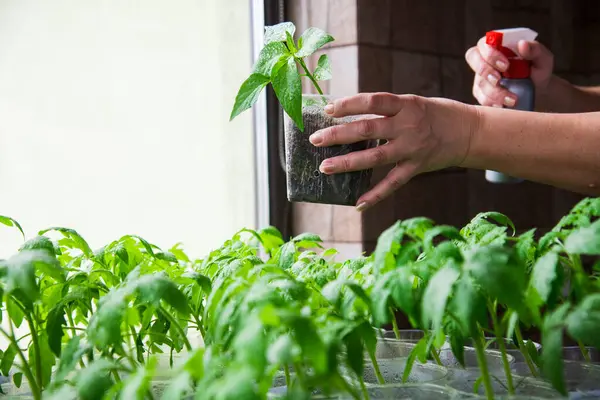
284, 97, 377, 206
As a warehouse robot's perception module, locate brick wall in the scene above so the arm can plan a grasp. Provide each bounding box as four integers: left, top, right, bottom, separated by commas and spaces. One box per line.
287, 0, 597, 255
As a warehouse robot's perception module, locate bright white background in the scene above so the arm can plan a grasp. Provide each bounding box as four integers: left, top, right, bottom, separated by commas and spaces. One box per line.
0, 0, 257, 259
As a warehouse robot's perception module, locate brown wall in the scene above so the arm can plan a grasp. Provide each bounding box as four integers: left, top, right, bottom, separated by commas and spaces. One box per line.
287, 0, 598, 254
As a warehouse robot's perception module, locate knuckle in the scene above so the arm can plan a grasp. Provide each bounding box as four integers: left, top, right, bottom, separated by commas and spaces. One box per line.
371, 147, 387, 165
358, 119, 376, 138
366, 93, 384, 109
326, 126, 339, 143
388, 175, 404, 189
341, 157, 352, 172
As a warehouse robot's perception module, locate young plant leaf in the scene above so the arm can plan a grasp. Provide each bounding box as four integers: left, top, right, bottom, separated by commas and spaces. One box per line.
313, 54, 332, 81
530, 251, 560, 304
295, 27, 334, 57
46, 305, 67, 357
12, 372, 22, 388
541, 303, 570, 395
565, 293, 600, 349
39, 227, 92, 256
403, 337, 428, 383
272, 56, 303, 131
278, 241, 296, 270
55, 336, 86, 382
0, 216, 25, 239
74, 358, 116, 400
465, 246, 526, 310
0, 343, 16, 377
253, 42, 289, 77
422, 266, 459, 332
564, 220, 600, 255
285, 31, 297, 54
229, 73, 271, 121
264, 22, 296, 45
449, 275, 487, 336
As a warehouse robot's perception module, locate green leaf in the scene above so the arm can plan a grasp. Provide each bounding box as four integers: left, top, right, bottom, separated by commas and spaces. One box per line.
530, 251, 559, 304
387, 269, 416, 319
285, 31, 297, 54
46, 305, 66, 357
12, 372, 22, 388
565, 294, 600, 348
20, 236, 57, 256
120, 357, 156, 400
449, 332, 466, 367
253, 42, 289, 77
313, 54, 332, 81
564, 220, 600, 255
291, 317, 328, 374
39, 227, 92, 256
0, 216, 25, 239
422, 266, 459, 331
344, 328, 364, 378
1, 343, 16, 376
465, 246, 526, 310
264, 22, 296, 45
229, 73, 271, 121
423, 225, 464, 249
135, 274, 189, 314
29, 333, 56, 388
292, 233, 322, 243
295, 27, 334, 57
267, 334, 298, 365
449, 275, 487, 336
541, 303, 570, 395
55, 336, 86, 382
278, 242, 296, 270
403, 337, 427, 383
2, 251, 52, 309
74, 358, 116, 400
478, 212, 516, 235
374, 222, 403, 274
6, 297, 24, 328
87, 286, 130, 348
272, 56, 303, 131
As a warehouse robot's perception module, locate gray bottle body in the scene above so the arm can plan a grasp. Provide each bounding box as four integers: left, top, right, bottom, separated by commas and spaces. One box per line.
485, 77, 536, 184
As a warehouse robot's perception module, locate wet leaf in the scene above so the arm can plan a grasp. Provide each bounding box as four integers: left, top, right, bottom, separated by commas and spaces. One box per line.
264, 22, 296, 45
0, 216, 25, 239
296, 27, 334, 57
313, 54, 332, 81
565, 293, 600, 348
272, 56, 303, 131
564, 220, 600, 255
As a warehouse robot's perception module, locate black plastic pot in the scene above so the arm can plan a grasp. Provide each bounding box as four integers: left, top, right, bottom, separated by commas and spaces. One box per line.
283, 95, 377, 206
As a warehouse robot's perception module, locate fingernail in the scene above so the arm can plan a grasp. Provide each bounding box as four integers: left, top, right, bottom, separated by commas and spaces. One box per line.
496, 60, 508, 71
310, 132, 323, 145
356, 202, 369, 212
487, 74, 499, 86
324, 103, 334, 114
319, 159, 334, 174
504, 96, 516, 107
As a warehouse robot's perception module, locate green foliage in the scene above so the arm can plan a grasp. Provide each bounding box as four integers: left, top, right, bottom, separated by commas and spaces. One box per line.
0, 197, 598, 399
230, 22, 335, 131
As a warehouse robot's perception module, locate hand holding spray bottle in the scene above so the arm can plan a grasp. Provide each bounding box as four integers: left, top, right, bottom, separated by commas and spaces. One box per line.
484, 27, 538, 184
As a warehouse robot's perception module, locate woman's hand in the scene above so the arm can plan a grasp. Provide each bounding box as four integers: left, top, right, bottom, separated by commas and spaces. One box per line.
465, 37, 554, 107
309, 93, 478, 211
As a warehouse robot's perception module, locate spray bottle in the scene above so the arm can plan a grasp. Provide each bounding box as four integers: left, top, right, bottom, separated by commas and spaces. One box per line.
484, 27, 538, 184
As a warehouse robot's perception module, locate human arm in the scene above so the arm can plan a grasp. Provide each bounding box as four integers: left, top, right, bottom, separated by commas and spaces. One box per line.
309, 93, 600, 211
465, 37, 600, 113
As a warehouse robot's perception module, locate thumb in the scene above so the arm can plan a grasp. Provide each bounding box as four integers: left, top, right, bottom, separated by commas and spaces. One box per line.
517, 40, 553, 68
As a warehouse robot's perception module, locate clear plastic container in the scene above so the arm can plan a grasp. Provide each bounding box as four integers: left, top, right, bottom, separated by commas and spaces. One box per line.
283, 94, 377, 206
463, 337, 541, 364
362, 358, 449, 385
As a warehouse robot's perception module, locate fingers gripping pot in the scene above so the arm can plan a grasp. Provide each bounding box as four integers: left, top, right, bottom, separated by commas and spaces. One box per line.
283, 95, 377, 205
